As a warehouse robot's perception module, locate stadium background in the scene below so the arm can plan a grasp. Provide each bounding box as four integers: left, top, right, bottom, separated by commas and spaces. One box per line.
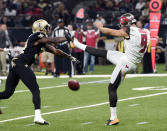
0, 0, 167, 72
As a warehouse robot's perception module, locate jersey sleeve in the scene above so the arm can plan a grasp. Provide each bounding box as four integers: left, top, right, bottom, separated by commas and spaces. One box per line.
29, 32, 46, 43
122, 26, 130, 35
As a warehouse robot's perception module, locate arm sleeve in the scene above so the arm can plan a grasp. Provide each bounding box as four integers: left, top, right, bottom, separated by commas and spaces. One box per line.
29, 32, 46, 45
122, 26, 130, 35
33, 32, 46, 41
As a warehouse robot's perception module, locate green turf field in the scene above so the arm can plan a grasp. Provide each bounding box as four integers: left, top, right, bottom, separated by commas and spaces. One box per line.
35, 63, 167, 76
0, 75, 167, 131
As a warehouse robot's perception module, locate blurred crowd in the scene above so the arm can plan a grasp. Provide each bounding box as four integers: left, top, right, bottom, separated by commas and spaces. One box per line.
0, 0, 167, 76
0, 0, 167, 28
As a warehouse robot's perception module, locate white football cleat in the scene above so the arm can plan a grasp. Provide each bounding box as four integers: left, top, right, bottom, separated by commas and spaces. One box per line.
73, 38, 79, 47
34, 116, 49, 125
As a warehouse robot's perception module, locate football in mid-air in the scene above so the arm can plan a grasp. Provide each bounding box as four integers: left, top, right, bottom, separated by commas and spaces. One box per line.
68, 79, 80, 91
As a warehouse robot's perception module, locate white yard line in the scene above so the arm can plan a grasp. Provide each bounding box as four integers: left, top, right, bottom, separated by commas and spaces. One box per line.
42, 106, 51, 109
128, 104, 140, 107
0, 74, 167, 80
136, 122, 149, 125
0, 106, 8, 109
81, 122, 93, 125
24, 123, 35, 126
0, 91, 167, 124
0, 74, 166, 94
14, 80, 109, 94
14, 85, 67, 94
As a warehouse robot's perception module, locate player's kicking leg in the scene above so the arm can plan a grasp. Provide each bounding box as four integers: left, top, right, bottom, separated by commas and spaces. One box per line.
73, 38, 107, 58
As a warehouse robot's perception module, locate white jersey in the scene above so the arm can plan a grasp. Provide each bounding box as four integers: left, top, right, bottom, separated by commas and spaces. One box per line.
124, 26, 150, 64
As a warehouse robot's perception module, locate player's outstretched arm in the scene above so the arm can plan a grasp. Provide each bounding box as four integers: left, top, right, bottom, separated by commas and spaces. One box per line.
95, 21, 128, 37
73, 38, 107, 58
45, 44, 79, 63
35, 32, 73, 46
36, 37, 67, 45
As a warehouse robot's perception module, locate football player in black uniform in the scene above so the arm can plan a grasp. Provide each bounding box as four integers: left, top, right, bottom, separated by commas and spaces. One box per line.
0, 19, 77, 125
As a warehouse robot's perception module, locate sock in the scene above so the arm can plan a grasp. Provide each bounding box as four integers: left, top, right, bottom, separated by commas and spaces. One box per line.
110, 107, 117, 120
35, 109, 41, 117
34, 109, 45, 122
74, 38, 87, 51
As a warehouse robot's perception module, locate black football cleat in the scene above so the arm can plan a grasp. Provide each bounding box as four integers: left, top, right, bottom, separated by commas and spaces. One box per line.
35, 121, 49, 125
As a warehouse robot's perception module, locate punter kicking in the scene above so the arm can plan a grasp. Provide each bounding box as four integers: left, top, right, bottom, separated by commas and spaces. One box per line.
72, 13, 150, 125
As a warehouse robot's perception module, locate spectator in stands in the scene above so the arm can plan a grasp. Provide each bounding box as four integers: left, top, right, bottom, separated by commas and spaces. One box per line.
135, 0, 145, 11
0, 1, 6, 18
38, 0, 47, 9
70, 24, 84, 75
0, 24, 12, 76
87, 5, 97, 20
95, 14, 106, 25
41, 26, 55, 75
104, 0, 115, 11
142, 2, 149, 17
136, 20, 143, 29
41, 50, 55, 75
94, 3, 102, 12
83, 20, 99, 74
97, 32, 107, 65
56, 3, 70, 26
162, 12, 167, 24
1, 16, 15, 27
52, 18, 72, 77
50, 14, 58, 29
4, 6, 16, 16
6, 0, 18, 10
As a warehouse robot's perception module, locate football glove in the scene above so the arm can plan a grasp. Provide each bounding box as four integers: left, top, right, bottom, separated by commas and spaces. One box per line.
70, 56, 80, 64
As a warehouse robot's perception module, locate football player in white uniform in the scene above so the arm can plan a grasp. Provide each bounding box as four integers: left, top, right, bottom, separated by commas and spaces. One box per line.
72, 13, 150, 125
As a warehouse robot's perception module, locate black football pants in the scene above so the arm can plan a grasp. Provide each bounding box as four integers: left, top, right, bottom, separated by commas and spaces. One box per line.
0, 60, 41, 109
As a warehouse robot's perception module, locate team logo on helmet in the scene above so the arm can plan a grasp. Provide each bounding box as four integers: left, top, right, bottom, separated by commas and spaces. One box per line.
119, 13, 136, 28
32, 19, 51, 35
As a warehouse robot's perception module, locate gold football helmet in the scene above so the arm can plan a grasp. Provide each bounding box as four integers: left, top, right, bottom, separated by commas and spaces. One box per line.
32, 19, 51, 35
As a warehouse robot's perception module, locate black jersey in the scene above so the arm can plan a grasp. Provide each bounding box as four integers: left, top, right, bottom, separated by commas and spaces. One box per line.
16, 32, 46, 66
